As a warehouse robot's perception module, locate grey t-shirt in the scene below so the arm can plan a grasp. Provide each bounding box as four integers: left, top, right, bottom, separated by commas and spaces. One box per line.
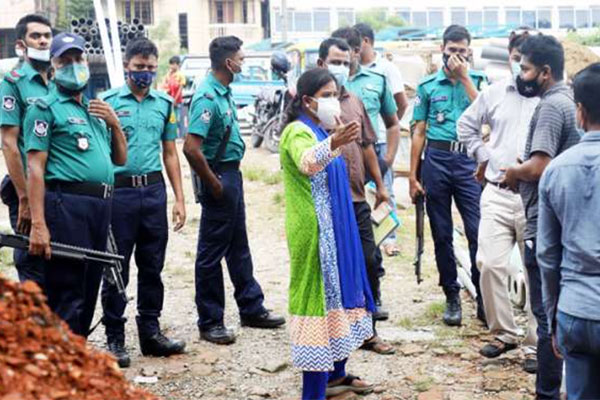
520, 83, 581, 240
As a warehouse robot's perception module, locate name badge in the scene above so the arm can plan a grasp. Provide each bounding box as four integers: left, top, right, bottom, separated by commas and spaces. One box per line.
116, 110, 131, 117
432, 95, 448, 103
26, 97, 39, 105
68, 117, 87, 125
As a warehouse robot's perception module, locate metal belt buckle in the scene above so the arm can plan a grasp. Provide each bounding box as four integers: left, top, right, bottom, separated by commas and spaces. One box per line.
131, 175, 148, 188
102, 184, 114, 199
450, 141, 459, 152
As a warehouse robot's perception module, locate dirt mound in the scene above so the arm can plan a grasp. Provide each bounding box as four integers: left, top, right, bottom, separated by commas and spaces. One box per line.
563, 39, 600, 80
0, 277, 160, 400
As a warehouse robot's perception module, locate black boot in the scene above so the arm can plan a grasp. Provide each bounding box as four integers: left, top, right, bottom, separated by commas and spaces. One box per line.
139, 333, 186, 357
476, 296, 487, 327
107, 338, 131, 368
443, 292, 462, 326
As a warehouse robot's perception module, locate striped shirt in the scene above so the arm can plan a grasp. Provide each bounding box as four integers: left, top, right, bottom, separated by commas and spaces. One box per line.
520, 82, 581, 240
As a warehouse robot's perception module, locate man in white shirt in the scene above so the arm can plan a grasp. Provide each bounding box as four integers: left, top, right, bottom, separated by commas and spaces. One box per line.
355, 23, 408, 258
458, 29, 538, 373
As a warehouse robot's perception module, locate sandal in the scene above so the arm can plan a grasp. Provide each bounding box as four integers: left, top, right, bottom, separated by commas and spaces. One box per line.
326, 374, 374, 397
359, 336, 396, 355
382, 243, 401, 257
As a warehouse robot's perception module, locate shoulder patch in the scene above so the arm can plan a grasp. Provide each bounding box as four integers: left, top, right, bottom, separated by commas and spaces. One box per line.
169, 110, 177, 124
2, 96, 16, 111
33, 120, 48, 137
200, 109, 212, 123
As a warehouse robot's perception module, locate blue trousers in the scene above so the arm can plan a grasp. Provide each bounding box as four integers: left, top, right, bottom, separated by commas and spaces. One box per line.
43, 189, 111, 337
302, 359, 347, 400
194, 170, 266, 329
0, 175, 45, 288
525, 241, 563, 399
101, 181, 168, 340
557, 311, 600, 400
421, 147, 481, 296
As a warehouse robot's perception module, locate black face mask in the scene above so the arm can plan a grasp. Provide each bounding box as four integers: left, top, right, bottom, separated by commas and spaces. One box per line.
516, 72, 542, 98
442, 53, 450, 70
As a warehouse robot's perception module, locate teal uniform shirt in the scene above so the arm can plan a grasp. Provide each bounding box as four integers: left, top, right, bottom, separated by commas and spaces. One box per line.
413, 68, 488, 141
0, 61, 55, 170
188, 72, 244, 163
24, 88, 114, 184
99, 85, 177, 176
344, 67, 398, 134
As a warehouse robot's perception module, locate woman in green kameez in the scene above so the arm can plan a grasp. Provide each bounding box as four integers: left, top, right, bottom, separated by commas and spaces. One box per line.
280, 68, 376, 400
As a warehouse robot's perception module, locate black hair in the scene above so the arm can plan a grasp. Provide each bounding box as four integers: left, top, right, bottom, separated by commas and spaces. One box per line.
15, 14, 51, 40
209, 36, 243, 70
169, 55, 181, 65
354, 23, 375, 44
520, 34, 564, 81
331, 27, 362, 51
443, 24, 471, 46
318, 37, 351, 61
125, 38, 158, 61
573, 63, 600, 124
508, 26, 536, 52
284, 68, 336, 124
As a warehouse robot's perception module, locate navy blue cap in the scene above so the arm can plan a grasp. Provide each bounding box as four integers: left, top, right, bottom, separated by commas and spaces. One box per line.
51, 32, 86, 58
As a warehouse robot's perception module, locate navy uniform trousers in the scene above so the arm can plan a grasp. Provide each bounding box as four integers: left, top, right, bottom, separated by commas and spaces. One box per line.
0, 175, 45, 287
194, 169, 266, 330
421, 147, 482, 297
43, 187, 112, 337
101, 180, 168, 341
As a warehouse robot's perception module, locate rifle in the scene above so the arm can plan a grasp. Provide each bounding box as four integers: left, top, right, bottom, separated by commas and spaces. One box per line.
414, 192, 425, 285
0, 232, 127, 300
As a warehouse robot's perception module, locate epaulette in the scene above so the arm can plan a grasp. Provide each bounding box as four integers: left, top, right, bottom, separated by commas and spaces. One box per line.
4, 70, 22, 84
418, 73, 437, 86
98, 87, 120, 101
156, 90, 174, 104
203, 93, 215, 100
364, 69, 386, 80
469, 70, 487, 79
34, 94, 57, 110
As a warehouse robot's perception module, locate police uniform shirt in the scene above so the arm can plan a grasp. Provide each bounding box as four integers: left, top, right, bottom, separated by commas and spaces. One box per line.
344, 67, 398, 137
24, 88, 114, 184
188, 72, 245, 162
413, 68, 488, 142
0, 61, 54, 169
99, 85, 177, 176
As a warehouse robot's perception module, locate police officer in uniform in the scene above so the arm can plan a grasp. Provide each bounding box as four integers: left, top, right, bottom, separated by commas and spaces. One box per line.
184, 36, 285, 345
99, 38, 186, 367
330, 27, 400, 354
410, 25, 487, 326
0, 14, 53, 288
24, 33, 128, 337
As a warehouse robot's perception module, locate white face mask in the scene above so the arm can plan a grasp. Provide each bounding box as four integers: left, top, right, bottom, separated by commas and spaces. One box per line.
327, 64, 350, 88
510, 61, 521, 80
313, 97, 341, 130
15, 47, 24, 58
27, 47, 50, 62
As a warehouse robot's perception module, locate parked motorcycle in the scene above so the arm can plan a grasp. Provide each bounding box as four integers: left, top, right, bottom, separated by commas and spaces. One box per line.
251, 52, 292, 153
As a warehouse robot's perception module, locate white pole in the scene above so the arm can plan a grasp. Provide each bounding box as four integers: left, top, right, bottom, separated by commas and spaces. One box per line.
93, 0, 117, 87
106, 0, 125, 87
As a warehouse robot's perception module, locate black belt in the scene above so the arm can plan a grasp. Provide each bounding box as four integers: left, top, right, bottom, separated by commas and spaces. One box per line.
486, 179, 509, 190
212, 161, 240, 173
46, 180, 114, 199
427, 139, 467, 154
114, 171, 163, 188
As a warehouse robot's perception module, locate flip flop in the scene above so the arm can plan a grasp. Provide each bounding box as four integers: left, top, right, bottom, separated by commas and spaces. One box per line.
383, 243, 401, 257
326, 374, 374, 397
359, 336, 396, 355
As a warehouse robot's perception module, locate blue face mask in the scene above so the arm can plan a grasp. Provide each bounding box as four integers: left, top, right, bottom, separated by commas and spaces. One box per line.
54, 63, 89, 91
129, 70, 156, 89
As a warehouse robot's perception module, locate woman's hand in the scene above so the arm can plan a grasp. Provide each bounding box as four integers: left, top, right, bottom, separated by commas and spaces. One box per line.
331, 116, 360, 150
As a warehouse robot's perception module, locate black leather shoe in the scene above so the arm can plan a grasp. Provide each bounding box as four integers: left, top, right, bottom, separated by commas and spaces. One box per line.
443, 294, 462, 326
523, 356, 537, 374
240, 311, 286, 329
373, 305, 389, 321
139, 333, 186, 357
107, 339, 131, 368
200, 324, 236, 345
480, 339, 518, 358
477, 297, 487, 327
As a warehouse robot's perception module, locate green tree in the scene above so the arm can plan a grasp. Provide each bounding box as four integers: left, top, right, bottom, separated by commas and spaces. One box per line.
567, 28, 600, 46
355, 8, 406, 31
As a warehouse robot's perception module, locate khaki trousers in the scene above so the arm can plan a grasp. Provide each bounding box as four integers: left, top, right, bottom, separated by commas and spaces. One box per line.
477, 184, 537, 353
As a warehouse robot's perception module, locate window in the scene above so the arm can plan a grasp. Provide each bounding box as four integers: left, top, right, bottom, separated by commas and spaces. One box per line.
313, 9, 330, 32
451, 8, 466, 26
294, 12, 312, 32
506, 8, 521, 27
123, 0, 154, 25
522, 10, 536, 28
484, 8, 498, 27
337, 9, 355, 27
592, 7, 600, 27
396, 8, 411, 24
538, 8, 552, 29
559, 7, 575, 29
576, 9, 590, 28
428, 9, 443, 28
210, 0, 235, 23
178, 13, 188, 50
0, 29, 17, 59
468, 11, 483, 27
412, 11, 427, 27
